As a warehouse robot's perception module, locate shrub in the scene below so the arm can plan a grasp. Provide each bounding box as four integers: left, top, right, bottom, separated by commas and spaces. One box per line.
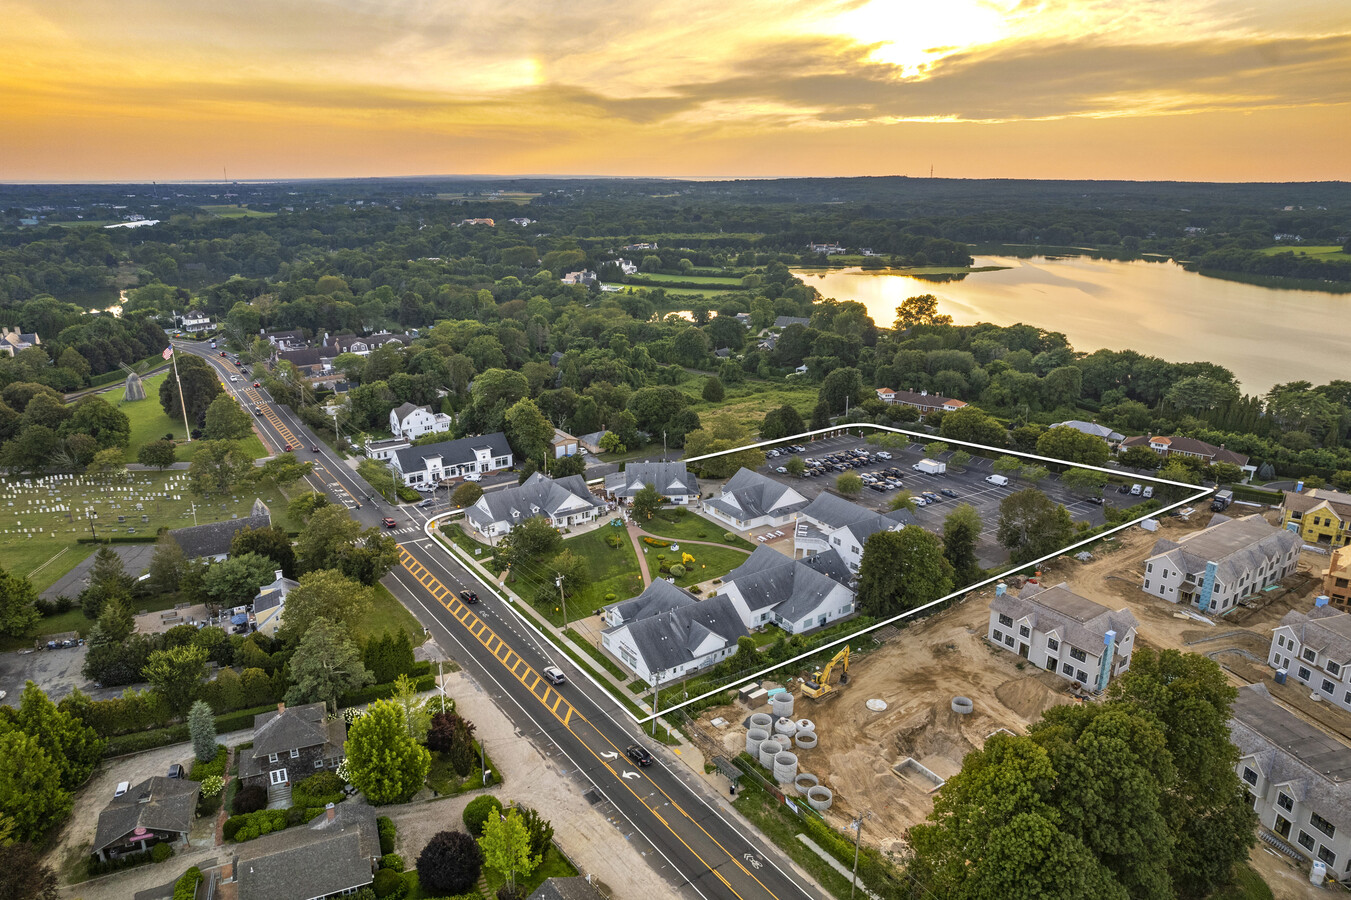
378, 816, 397, 855
225, 808, 290, 842
373, 867, 406, 899
190, 748, 228, 781
669, 564, 686, 578
199, 775, 224, 797
380, 852, 405, 872
603, 592, 617, 603
417, 830, 483, 896
173, 867, 203, 900
723, 532, 736, 542
232, 784, 267, 814
151, 841, 174, 863
292, 771, 345, 808
462, 794, 503, 836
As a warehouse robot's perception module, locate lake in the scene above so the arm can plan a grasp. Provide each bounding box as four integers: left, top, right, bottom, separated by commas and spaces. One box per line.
793, 256, 1348, 393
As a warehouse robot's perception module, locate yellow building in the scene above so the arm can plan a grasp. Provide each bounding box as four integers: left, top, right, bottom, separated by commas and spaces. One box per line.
1282, 489, 1351, 549
1324, 546, 1351, 611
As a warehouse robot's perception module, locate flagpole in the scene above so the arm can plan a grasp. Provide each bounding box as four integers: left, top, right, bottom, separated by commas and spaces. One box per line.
169, 343, 193, 443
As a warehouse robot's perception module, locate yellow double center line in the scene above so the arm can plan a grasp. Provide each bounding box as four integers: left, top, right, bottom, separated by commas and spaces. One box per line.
399, 548, 786, 900
241, 387, 357, 507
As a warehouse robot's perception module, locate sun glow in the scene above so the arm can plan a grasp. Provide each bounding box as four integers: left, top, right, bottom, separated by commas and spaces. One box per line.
822, 0, 1010, 71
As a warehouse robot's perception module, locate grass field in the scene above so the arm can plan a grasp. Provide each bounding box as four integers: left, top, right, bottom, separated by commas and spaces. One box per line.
200, 205, 275, 218
112, 372, 268, 462
1257, 244, 1351, 259
355, 583, 427, 645
434, 192, 540, 204
505, 527, 644, 626
683, 374, 819, 434
636, 509, 755, 550
633, 273, 745, 287
1210, 863, 1272, 900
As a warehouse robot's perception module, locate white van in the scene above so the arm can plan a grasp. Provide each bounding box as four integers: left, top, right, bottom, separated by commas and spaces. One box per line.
1130, 483, 1143, 495
1142, 485, 1154, 499
985, 474, 1009, 487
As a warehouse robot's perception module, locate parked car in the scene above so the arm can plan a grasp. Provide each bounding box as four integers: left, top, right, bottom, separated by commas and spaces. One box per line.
775, 466, 788, 474
1142, 485, 1154, 498
417, 498, 437, 509
625, 744, 654, 767
167, 764, 185, 779
940, 488, 959, 498
542, 666, 567, 685
463, 473, 483, 482
876, 451, 892, 460
1130, 483, 1143, 495
114, 781, 130, 797
381, 516, 397, 528
458, 589, 479, 604
1117, 483, 1131, 494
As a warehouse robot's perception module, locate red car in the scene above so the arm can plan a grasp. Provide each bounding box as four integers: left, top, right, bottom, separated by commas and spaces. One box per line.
219, 351, 227, 357
382, 517, 397, 528
282, 444, 291, 452
253, 381, 260, 388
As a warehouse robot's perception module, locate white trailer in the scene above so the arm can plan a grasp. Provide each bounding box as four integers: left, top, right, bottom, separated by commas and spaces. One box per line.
913, 458, 946, 475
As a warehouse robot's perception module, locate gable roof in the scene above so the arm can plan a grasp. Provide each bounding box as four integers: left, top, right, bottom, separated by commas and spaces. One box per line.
392, 402, 422, 423
612, 594, 748, 674
603, 579, 695, 623
1119, 434, 1250, 468
1051, 420, 1125, 442
1146, 514, 1300, 581
703, 468, 807, 522
234, 801, 379, 900
1283, 488, 1351, 520
604, 462, 699, 498
773, 316, 810, 329
800, 492, 916, 549
468, 473, 602, 527
721, 545, 853, 621
991, 581, 1138, 651
93, 776, 200, 854
169, 510, 271, 559
1279, 606, 1351, 665
248, 702, 344, 762
278, 347, 324, 368
392, 432, 511, 473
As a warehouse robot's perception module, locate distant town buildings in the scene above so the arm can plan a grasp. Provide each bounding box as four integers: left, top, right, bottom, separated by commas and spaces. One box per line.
874, 389, 967, 414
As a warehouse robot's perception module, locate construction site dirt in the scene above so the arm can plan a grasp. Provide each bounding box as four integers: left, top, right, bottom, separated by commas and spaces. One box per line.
694, 506, 1342, 871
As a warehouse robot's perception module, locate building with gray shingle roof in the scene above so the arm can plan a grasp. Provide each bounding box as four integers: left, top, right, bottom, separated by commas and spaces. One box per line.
229, 801, 380, 900
1230, 683, 1351, 871
390, 431, 513, 487
714, 545, 855, 634
702, 468, 808, 532
239, 702, 346, 797
601, 578, 694, 628
1143, 514, 1301, 614
466, 472, 604, 537
1269, 606, 1351, 715
168, 501, 271, 561
988, 581, 1138, 691
92, 776, 200, 861
773, 316, 810, 329
601, 591, 747, 684
1050, 420, 1125, 444
796, 493, 917, 572
605, 462, 699, 505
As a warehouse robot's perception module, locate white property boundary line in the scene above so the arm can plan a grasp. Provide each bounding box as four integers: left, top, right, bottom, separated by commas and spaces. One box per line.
432, 422, 1213, 724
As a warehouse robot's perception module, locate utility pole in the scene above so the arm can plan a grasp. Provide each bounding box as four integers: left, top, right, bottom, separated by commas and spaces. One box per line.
480, 739, 490, 787
662, 430, 667, 462
170, 345, 192, 442
850, 812, 869, 900
555, 575, 567, 627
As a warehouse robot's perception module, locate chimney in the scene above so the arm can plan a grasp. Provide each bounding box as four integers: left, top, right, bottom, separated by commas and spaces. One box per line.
326, 802, 336, 822
274, 569, 284, 582
277, 702, 285, 714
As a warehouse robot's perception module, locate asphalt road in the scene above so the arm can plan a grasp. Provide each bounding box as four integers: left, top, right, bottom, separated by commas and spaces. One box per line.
178, 341, 823, 900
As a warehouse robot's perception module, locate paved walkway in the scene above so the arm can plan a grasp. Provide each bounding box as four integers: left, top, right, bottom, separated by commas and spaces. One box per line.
623, 521, 755, 589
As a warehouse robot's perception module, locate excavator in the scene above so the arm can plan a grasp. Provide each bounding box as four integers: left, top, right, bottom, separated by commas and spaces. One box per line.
801, 646, 850, 701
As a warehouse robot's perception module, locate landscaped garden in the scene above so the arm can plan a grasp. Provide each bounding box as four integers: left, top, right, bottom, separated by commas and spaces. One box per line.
505, 527, 644, 626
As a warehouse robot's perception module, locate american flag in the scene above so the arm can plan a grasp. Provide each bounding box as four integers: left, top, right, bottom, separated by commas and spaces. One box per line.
162, 347, 173, 360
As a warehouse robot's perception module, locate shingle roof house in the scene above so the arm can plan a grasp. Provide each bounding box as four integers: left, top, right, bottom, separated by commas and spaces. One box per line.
988, 582, 1138, 691
389, 432, 513, 487
601, 589, 747, 684
168, 501, 271, 561
795, 492, 916, 571
92, 776, 200, 861
773, 316, 810, 329
1050, 420, 1125, 444
1143, 513, 1301, 613
605, 462, 700, 504
238, 702, 346, 797
466, 473, 604, 537
601, 578, 693, 628
231, 801, 380, 900
1118, 434, 1251, 470
702, 468, 808, 531
714, 545, 855, 634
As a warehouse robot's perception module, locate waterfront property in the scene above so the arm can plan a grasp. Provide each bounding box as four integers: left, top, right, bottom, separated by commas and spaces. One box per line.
987, 582, 1137, 691
1141, 514, 1301, 613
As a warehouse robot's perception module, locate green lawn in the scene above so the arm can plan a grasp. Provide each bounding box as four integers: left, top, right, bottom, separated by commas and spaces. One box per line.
632, 273, 745, 287
637, 509, 755, 550
653, 542, 750, 590
483, 845, 579, 896
111, 372, 267, 462
200, 204, 275, 218
354, 583, 427, 646
685, 376, 820, 434
1257, 244, 1351, 260
1210, 864, 1273, 900
505, 527, 644, 626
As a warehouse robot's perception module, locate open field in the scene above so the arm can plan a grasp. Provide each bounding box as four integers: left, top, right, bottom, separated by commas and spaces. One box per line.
1257, 244, 1351, 260
631, 273, 745, 287
199, 204, 275, 217
680, 373, 819, 432
434, 191, 540, 203
112, 372, 267, 461
356, 583, 428, 645
637, 508, 756, 550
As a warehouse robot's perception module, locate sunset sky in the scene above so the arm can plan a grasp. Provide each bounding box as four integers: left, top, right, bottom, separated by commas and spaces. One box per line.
3, 0, 1349, 182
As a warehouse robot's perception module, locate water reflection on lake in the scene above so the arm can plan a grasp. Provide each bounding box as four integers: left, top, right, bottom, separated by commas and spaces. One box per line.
794, 256, 1348, 393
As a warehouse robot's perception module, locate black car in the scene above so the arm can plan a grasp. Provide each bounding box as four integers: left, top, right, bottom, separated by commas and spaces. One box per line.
458, 589, 479, 604
625, 744, 654, 767
940, 488, 959, 498
167, 764, 185, 779
1118, 483, 1131, 494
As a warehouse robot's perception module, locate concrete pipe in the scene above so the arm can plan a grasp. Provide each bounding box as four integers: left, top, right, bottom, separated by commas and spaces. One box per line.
758, 739, 783, 768
772, 693, 795, 719
952, 696, 974, 715
749, 712, 773, 730
794, 773, 819, 796
773, 716, 798, 738
773, 751, 799, 785
794, 730, 818, 751
746, 728, 770, 757
795, 718, 816, 734
806, 785, 834, 811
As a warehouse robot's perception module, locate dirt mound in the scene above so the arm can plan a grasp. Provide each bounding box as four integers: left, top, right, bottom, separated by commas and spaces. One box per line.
892, 706, 979, 765
994, 676, 1064, 721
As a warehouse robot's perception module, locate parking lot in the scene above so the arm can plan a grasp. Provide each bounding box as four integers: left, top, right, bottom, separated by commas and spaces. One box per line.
760, 433, 1151, 567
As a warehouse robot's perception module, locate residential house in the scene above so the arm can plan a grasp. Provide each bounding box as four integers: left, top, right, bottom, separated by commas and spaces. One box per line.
168, 501, 271, 561
238, 702, 346, 803
363, 436, 410, 462
389, 432, 513, 487
623, 242, 657, 251
577, 430, 608, 454
794, 492, 916, 572
562, 270, 598, 286
459, 218, 496, 226
1050, 420, 1125, 445
616, 258, 638, 275
210, 801, 380, 900
1269, 604, 1351, 713
713, 545, 854, 634
0, 326, 41, 356
601, 583, 747, 684
1142, 514, 1302, 613
987, 582, 1138, 691
602, 578, 692, 629
92, 776, 200, 862
1118, 434, 1253, 475
389, 402, 452, 440
465, 473, 604, 538
1282, 489, 1351, 549
605, 462, 699, 506
266, 329, 306, 350
276, 346, 326, 375
508, 217, 535, 227
362, 331, 414, 351
702, 468, 809, 532
1229, 683, 1351, 875
1324, 546, 1351, 610
881, 389, 968, 414
773, 316, 810, 329
807, 242, 846, 255
552, 428, 580, 458
875, 388, 897, 403
252, 570, 300, 637
176, 311, 213, 333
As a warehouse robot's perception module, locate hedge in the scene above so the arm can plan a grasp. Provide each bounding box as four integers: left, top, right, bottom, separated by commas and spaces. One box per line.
173, 867, 203, 900
338, 673, 435, 707
76, 535, 159, 544
223, 807, 325, 842
378, 816, 397, 855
